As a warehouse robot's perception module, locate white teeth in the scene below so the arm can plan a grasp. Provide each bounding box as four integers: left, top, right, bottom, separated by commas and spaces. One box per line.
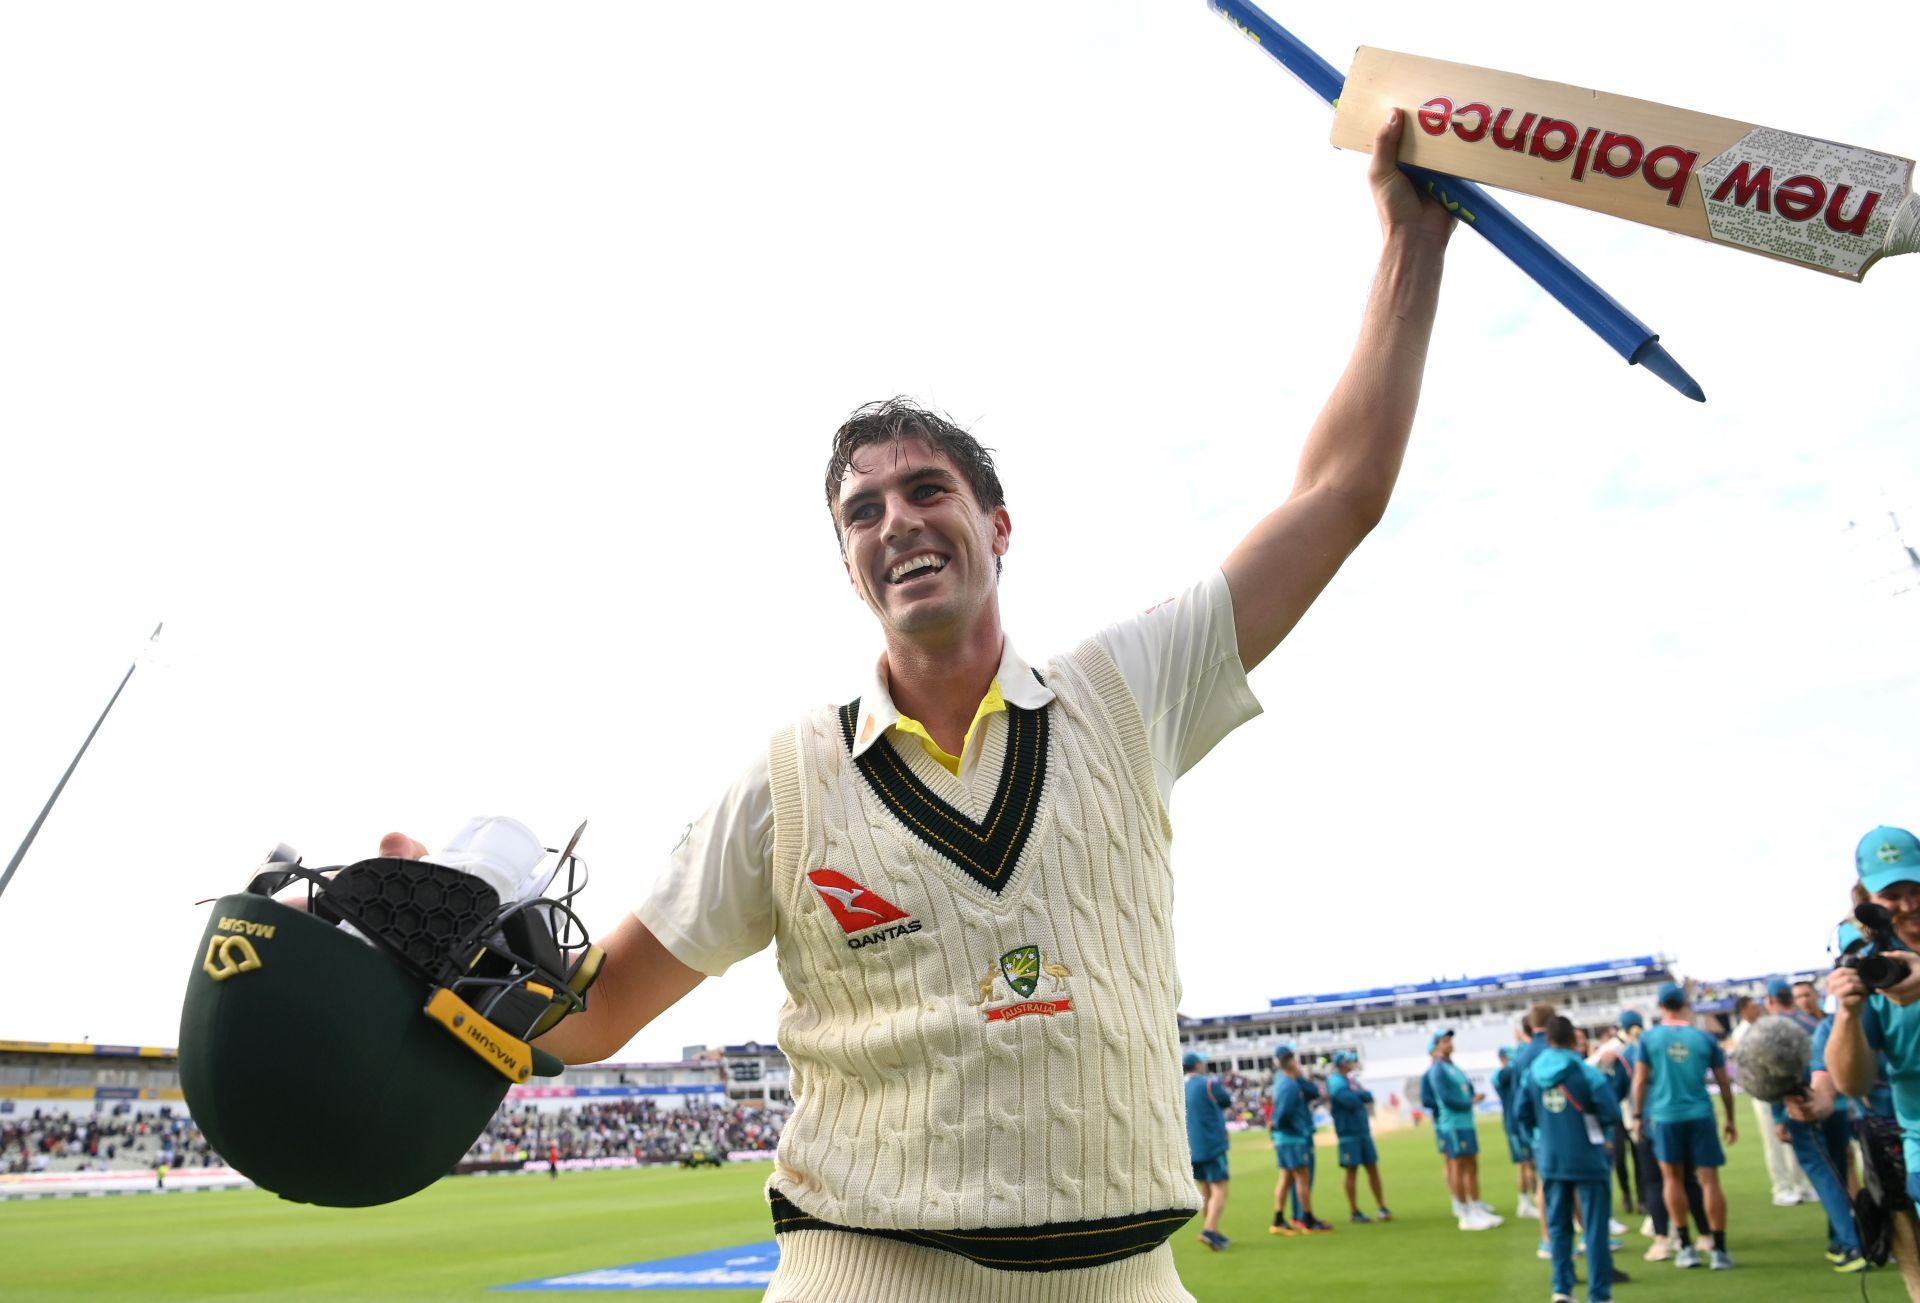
889, 555, 946, 582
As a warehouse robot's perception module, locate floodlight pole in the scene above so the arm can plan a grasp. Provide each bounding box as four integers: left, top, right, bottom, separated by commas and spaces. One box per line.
0, 623, 162, 904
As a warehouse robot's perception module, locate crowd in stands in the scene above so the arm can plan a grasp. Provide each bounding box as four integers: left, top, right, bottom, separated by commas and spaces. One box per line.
2, 1109, 213, 1174
466, 1099, 789, 1165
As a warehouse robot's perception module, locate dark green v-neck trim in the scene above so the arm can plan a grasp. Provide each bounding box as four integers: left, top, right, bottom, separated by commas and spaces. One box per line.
838, 693, 1048, 895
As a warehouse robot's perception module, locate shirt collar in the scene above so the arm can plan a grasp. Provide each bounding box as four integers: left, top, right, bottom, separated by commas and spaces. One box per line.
848, 637, 1053, 759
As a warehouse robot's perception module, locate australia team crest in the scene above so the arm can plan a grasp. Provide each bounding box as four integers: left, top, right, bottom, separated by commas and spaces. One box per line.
976, 944, 1074, 1022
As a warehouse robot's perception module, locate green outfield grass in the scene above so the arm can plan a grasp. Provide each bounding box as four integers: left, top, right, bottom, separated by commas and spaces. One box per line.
0, 1120, 1882, 1301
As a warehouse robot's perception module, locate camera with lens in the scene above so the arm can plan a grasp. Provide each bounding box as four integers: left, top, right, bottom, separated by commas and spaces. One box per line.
1839, 901, 1909, 992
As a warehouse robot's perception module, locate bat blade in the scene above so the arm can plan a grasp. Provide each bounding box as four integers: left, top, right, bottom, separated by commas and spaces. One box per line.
1331, 47, 1918, 282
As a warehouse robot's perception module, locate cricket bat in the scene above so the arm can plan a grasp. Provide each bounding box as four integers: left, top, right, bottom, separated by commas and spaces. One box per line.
1330, 47, 1919, 282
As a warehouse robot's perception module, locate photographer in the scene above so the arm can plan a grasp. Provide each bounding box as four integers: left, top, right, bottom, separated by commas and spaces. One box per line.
1824, 825, 1920, 1297
1754, 979, 1820, 1205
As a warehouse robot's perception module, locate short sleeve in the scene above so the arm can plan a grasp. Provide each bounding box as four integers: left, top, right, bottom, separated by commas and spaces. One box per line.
1091, 569, 1262, 809
633, 754, 776, 976
1811, 1020, 1833, 1073
1863, 1000, 1888, 1052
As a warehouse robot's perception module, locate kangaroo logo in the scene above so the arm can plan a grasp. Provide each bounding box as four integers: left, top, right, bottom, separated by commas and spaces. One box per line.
807, 869, 910, 934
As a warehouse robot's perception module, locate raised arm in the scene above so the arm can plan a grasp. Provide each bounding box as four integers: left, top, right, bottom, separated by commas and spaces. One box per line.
1826, 963, 1884, 1099
1223, 108, 1454, 672
533, 913, 704, 1064
370, 831, 705, 1066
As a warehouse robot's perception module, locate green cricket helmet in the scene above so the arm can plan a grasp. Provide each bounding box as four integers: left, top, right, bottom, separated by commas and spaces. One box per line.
178, 825, 604, 1207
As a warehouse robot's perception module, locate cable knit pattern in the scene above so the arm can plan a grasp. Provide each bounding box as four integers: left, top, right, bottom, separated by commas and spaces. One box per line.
764, 639, 1193, 1262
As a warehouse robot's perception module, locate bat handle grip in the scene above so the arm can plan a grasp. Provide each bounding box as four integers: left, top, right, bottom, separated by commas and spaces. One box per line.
1886, 193, 1920, 258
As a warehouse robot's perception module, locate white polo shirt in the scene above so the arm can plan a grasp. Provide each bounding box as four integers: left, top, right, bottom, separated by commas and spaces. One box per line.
638, 569, 1261, 976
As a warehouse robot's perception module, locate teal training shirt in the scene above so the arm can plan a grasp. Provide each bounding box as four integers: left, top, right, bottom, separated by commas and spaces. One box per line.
1858, 998, 1920, 1174
1327, 1072, 1373, 1138
1184, 1073, 1231, 1163
1268, 1074, 1315, 1142
1815, 1013, 1894, 1118
1424, 1059, 1477, 1131
1639, 1022, 1725, 1123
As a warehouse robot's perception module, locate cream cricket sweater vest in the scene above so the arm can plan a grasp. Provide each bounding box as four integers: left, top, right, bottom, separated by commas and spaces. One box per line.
764, 639, 1198, 1275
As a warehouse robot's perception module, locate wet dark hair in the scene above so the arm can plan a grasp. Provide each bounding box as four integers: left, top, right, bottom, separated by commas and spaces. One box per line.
1546, 1016, 1577, 1049
823, 398, 1006, 574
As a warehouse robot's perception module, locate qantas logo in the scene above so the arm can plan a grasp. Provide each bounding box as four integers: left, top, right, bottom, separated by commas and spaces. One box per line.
807, 869, 916, 945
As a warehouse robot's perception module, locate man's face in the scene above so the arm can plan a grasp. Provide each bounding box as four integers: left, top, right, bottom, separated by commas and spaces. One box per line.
1792, 983, 1820, 1020
1574, 1030, 1590, 1055
1435, 1037, 1453, 1061
836, 438, 1010, 646
1872, 880, 1920, 949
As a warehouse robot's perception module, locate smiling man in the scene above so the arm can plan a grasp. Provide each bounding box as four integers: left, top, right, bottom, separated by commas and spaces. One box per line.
426, 110, 1461, 1302
1827, 825, 1920, 1298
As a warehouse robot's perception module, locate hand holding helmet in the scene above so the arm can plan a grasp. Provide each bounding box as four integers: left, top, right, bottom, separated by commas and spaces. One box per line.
178, 818, 604, 1207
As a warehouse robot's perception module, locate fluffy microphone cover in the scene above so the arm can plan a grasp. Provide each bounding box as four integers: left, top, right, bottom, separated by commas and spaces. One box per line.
1736, 1015, 1814, 1103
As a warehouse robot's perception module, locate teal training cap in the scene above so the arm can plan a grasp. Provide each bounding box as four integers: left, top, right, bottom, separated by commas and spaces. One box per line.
1859, 826, 1920, 894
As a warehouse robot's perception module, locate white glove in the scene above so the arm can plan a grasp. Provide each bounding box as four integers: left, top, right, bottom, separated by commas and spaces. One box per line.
423, 816, 554, 907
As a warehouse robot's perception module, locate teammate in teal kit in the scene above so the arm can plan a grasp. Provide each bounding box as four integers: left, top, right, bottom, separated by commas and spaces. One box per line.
1514, 1016, 1625, 1303
1183, 1051, 1234, 1251
1631, 982, 1737, 1270
1268, 1045, 1333, 1235
1327, 1051, 1391, 1223
1493, 1044, 1542, 1220
1425, 1028, 1500, 1230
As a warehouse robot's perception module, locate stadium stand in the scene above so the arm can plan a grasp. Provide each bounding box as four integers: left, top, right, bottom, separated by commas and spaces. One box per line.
468, 1099, 788, 1166
1178, 956, 1678, 1118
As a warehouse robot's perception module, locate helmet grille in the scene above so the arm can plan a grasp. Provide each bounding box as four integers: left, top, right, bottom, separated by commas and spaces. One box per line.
318, 859, 500, 975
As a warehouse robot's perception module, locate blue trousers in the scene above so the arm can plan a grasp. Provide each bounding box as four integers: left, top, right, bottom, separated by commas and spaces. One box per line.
1544, 1178, 1613, 1303
1785, 1113, 1859, 1255
1287, 1147, 1318, 1219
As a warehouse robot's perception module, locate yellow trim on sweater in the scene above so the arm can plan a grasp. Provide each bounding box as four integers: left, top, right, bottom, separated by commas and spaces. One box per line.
893, 679, 1006, 775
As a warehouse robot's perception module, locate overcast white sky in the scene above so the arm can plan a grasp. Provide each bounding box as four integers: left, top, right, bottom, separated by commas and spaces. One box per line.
2, 1, 1915, 1063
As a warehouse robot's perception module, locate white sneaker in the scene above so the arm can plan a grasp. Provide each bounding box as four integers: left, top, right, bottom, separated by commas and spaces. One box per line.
1644, 1236, 1672, 1262
1638, 1216, 1655, 1238
1771, 1191, 1800, 1207
1517, 1195, 1540, 1218
1459, 1209, 1497, 1231
1608, 1218, 1626, 1235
